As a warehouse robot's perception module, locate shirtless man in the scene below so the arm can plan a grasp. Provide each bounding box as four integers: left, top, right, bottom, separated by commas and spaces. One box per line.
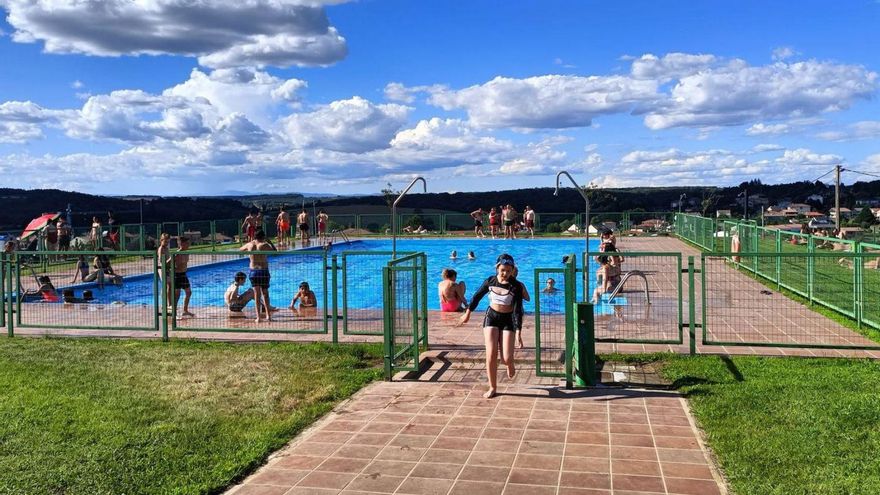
317, 209, 329, 245
157, 233, 172, 307
502, 204, 518, 239
172, 237, 194, 318
523, 206, 536, 238
470, 208, 486, 238
275, 206, 291, 247
240, 230, 275, 323
297, 209, 310, 246
242, 210, 258, 242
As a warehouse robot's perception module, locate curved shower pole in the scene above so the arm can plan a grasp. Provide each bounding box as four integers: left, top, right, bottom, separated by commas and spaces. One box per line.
392, 177, 427, 259
555, 171, 591, 298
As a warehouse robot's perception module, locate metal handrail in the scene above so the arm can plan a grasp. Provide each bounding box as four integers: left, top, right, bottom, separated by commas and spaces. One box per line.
607, 270, 650, 304
392, 177, 427, 259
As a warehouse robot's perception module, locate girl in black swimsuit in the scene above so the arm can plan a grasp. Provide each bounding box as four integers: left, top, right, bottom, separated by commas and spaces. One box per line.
457, 253, 524, 398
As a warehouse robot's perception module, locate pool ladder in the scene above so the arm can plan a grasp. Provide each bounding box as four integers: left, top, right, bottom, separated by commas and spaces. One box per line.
607, 270, 651, 304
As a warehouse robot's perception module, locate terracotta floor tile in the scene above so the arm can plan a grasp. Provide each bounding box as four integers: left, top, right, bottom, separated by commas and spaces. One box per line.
458, 406, 495, 417
331, 444, 382, 460
282, 487, 340, 495
475, 438, 520, 452
273, 455, 325, 470
610, 434, 655, 448
612, 474, 665, 493
561, 456, 609, 474
565, 443, 610, 458
323, 421, 366, 432
650, 425, 694, 437
514, 453, 562, 471
390, 435, 436, 449
448, 416, 490, 428
507, 468, 559, 486
523, 429, 566, 443
654, 436, 700, 450
568, 421, 607, 433
559, 470, 611, 489
609, 413, 649, 424
297, 471, 357, 490
290, 442, 340, 457
567, 431, 610, 445
374, 412, 415, 423
442, 425, 482, 438
493, 408, 532, 419
650, 415, 692, 427
656, 448, 708, 464
556, 488, 611, 495
315, 457, 371, 474
609, 423, 652, 435
344, 473, 405, 493
610, 446, 657, 461
361, 422, 404, 434
527, 419, 567, 431
482, 427, 523, 440
570, 412, 607, 423
409, 462, 464, 480
377, 446, 426, 462
308, 431, 353, 444
421, 448, 471, 464
665, 477, 723, 495
449, 480, 504, 495
396, 477, 454, 495
467, 450, 517, 468
660, 462, 715, 480
431, 436, 477, 451
246, 468, 309, 487
502, 483, 556, 495
349, 433, 394, 446
401, 423, 445, 436
411, 414, 451, 426
611, 460, 661, 477
234, 486, 293, 495
362, 460, 416, 477
459, 464, 510, 482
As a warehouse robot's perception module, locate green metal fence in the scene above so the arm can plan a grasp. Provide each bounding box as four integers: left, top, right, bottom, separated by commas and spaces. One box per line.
383, 252, 428, 379
533, 252, 576, 384
584, 251, 684, 345
675, 213, 717, 251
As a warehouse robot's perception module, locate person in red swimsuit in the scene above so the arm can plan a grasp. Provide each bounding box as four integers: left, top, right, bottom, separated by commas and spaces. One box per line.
488, 207, 500, 239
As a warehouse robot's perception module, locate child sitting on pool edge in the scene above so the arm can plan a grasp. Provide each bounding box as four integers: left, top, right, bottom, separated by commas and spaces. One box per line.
225, 271, 254, 314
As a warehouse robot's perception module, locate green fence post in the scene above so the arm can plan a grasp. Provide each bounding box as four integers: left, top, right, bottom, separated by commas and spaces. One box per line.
331, 255, 339, 344
808, 236, 815, 304
775, 229, 782, 289
688, 256, 697, 356
854, 244, 862, 328
210, 221, 216, 252
420, 254, 428, 349
382, 266, 393, 381
564, 253, 575, 389
575, 302, 595, 387
159, 253, 168, 342
5, 257, 12, 337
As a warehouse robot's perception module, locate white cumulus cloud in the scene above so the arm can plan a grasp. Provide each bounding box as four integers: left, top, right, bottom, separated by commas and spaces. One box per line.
284, 97, 411, 153
2, 0, 348, 68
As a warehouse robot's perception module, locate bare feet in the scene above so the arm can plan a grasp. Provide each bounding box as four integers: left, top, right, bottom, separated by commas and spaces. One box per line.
255, 317, 262, 323
507, 362, 516, 379
182, 311, 194, 317
483, 388, 497, 399
516, 333, 524, 349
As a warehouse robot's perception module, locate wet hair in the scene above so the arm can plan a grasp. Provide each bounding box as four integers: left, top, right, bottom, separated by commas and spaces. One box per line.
178, 236, 190, 245
442, 268, 457, 280
597, 255, 610, 265
234, 271, 246, 281
255, 229, 266, 241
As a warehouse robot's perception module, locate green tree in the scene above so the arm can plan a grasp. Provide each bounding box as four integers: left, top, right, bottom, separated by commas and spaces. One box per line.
853, 207, 878, 229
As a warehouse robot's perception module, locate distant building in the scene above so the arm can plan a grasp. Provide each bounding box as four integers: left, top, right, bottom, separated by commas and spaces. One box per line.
829, 207, 852, 220
855, 198, 880, 207
788, 203, 812, 215
872, 208, 880, 221
716, 209, 732, 218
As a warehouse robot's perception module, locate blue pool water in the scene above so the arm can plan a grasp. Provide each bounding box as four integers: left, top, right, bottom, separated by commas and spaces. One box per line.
78, 238, 605, 311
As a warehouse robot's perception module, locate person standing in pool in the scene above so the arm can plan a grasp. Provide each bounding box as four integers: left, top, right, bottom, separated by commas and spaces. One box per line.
457, 254, 525, 398
240, 229, 275, 323
276, 206, 291, 248
470, 208, 486, 238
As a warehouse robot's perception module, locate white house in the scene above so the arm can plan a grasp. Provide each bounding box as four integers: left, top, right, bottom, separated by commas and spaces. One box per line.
829, 207, 852, 220
788, 203, 812, 215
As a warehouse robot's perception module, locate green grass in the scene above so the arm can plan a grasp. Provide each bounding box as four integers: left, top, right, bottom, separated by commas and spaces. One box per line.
0, 338, 383, 494
659, 355, 880, 495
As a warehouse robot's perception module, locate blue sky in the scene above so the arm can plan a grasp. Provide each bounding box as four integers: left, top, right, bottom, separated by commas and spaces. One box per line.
0, 0, 878, 196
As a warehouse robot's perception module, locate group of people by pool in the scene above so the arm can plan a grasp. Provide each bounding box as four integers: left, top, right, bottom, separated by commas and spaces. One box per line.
243, 206, 330, 249
470, 205, 537, 240
157, 230, 317, 323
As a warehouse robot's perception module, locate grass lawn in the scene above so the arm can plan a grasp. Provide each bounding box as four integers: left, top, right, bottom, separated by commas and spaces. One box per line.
0, 337, 383, 494
659, 355, 880, 495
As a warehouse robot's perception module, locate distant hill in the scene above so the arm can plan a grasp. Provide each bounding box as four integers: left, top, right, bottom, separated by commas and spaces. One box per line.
3, 179, 879, 232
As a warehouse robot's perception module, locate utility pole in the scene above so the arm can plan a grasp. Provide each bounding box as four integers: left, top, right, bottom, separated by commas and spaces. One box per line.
835, 164, 841, 231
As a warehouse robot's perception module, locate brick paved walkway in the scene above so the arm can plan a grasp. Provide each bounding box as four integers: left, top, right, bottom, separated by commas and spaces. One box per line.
227, 380, 727, 495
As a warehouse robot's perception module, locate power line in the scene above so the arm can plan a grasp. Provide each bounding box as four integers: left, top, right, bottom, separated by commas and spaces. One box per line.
843, 168, 880, 180
814, 168, 836, 182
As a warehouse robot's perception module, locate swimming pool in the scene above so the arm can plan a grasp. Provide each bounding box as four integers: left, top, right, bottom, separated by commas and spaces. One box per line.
77, 238, 602, 311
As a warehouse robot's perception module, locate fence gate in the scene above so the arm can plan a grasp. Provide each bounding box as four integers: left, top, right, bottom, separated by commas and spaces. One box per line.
585, 251, 685, 346
383, 253, 427, 380
533, 253, 576, 381
341, 251, 416, 336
